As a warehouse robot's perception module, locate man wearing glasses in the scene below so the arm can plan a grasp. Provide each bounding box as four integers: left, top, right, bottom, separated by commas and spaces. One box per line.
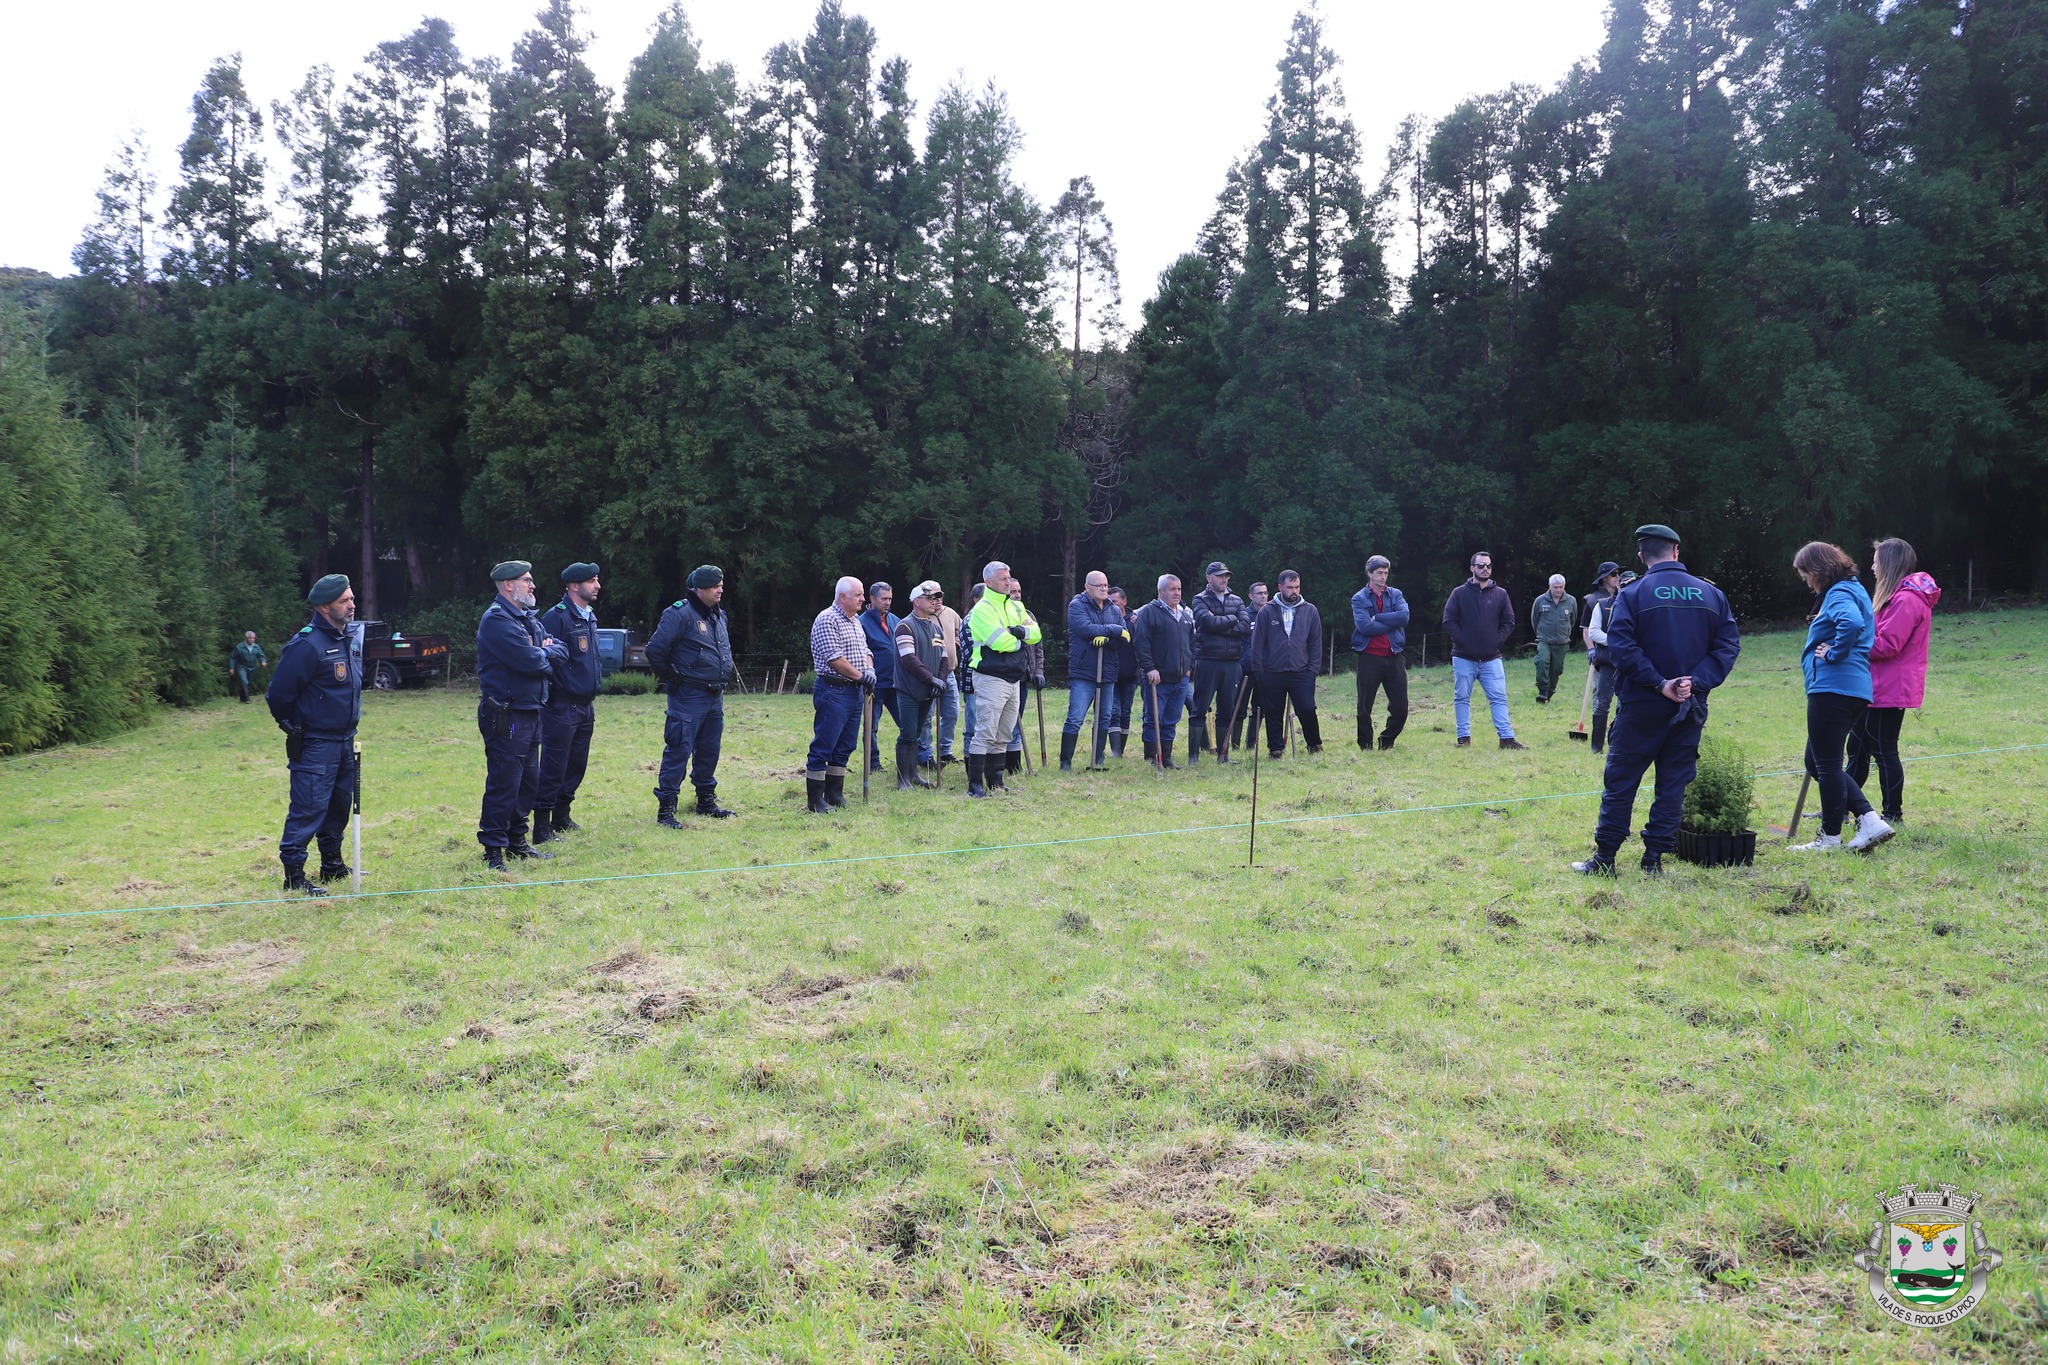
1440, 550, 1526, 749
476, 562, 569, 867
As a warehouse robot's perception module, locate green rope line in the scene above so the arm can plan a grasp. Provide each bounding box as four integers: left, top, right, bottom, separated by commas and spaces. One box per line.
3, 740, 2042, 928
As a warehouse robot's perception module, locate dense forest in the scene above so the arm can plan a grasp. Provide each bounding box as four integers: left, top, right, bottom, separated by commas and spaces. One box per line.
3, 0, 2045, 751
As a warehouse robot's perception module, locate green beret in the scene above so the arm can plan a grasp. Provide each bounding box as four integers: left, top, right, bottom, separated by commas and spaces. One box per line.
307, 573, 350, 606
1634, 524, 1680, 544
687, 564, 724, 590
490, 560, 533, 582
560, 561, 600, 585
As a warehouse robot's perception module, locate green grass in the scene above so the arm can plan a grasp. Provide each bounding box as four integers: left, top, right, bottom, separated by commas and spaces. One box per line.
3, 610, 2046, 1362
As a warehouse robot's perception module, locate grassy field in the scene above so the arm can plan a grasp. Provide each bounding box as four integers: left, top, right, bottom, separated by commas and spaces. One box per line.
3, 609, 2046, 1362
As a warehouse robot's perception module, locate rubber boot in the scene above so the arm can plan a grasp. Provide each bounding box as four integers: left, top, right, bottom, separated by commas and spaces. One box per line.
1142, 738, 1157, 765
1159, 732, 1180, 769
553, 800, 581, 832
282, 861, 327, 896
1005, 750, 1023, 776
988, 758, 1008, 794
897, 738, 933, 789
824, 772, 848, 809
1186, 724, 1202, 768
1589, 713, 1607, 755
1059, 732, 1077, 772
482, 846, 508, 871
1109, 730, 1126, 758
1090, 727, 1109, 768
531, 809, 555, 845
657, 797, 685, 829
695, 789, 736, 819
806, 777, 830, 813
967, 754, 989, 798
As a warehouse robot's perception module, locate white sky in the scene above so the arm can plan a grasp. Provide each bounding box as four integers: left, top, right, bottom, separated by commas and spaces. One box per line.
3, 0, 1609, 329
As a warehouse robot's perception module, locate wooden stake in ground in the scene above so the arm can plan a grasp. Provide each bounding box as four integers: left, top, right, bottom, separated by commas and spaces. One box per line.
861, 691, 873, 802
1247, 726, 1263, 866
1569, 661, 1595, 742
1775, 772, 1812, 840
930, 701, 943, 791
778, 659, 789, 694
1146, 675, 1165, 772
1035, 681, 1047, 767
351, 739, 363, 895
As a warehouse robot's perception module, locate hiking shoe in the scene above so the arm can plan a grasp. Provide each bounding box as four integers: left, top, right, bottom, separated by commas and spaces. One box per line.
1571, 853, 1616, 876
1846, 811, 1895, 852
1499, 738, 1529, 750
1640, 851, 1664, 877
1791, 832, 1843, 852
1456, 736, 1471, 748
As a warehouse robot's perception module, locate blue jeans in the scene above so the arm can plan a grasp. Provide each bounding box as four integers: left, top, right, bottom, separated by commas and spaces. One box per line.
963, 688, 978, 749
654, 684, 724, 799
279, 734, 355, 865
1063, 677, 1109, 737
1141, 676, 1191, 751
806, 681, 864, 776
925, 673, 961, 761
1452, 657, 1514, 739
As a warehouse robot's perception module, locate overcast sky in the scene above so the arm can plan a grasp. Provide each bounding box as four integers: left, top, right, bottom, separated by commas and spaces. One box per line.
3, 0, 1609, 329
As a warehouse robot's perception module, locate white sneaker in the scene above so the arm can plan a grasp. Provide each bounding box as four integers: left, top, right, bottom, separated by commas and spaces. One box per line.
1846, 811, 1895, 852
1791, 832, 1843, 852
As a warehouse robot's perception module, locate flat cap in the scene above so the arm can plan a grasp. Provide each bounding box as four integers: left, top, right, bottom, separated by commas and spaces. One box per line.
307, 573, 350, 606
1205, 560, 1231, 576
560, 561, 600, 584
1634, 524, 1680, 544
687, 564, 723, 590
490, 560, 533, 582
1594, 560, 1621, 580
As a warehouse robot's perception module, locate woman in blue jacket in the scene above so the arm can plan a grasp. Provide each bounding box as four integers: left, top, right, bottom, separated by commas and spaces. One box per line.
1792, 541, 1892, 852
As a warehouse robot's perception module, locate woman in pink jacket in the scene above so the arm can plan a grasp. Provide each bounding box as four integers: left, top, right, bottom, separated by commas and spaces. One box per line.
1846, 538, 1939, 823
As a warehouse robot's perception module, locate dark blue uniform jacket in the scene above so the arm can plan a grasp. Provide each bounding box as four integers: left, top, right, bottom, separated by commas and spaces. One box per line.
645, 592, 735, 691
477, 595, 565, 709
1606, 560, 1741, 706
539, 599, 603, 701
266, 615, 362, 738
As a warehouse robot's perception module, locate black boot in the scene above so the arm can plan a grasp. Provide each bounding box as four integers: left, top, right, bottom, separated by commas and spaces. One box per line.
967, 754, 989, 798
282, 861, 326, 896
1142, 738, 1157, 765
1059, 732, 1077, 771
1571, 851, 1616, 876
531, 810, 555, 845
988, 757, 1008, 794
805, 777, 830, 813
1377, 735, 1397, 751
696, 789, 736, 819
506, 830, 552, 860
1090, 728, 1110, 768
824, 772, 848, 809
656, 796, 685, 829
1640, 850, 1664, 877
1159, 733, 1180, 769
1186, 725, 1202, 768
482, 846, 508, 871
315, 842, 351, 883
1589, 713, 1607, 754
897, 739, 934, 790
1004, 750, 1023, 775
553, 801, 581, 832
1109, 730, 1126, 758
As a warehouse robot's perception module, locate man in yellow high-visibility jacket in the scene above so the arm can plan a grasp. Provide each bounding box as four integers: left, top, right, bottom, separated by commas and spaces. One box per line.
965, 560, 1041, 798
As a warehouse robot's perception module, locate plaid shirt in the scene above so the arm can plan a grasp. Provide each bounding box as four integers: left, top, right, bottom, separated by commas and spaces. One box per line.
810, 604, 872, 680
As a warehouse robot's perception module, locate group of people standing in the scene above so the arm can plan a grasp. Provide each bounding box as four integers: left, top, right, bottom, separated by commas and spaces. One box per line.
255, 524, 1941, 891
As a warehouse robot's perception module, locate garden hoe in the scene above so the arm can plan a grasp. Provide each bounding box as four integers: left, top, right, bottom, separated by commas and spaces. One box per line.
1568, 661, 1595, 742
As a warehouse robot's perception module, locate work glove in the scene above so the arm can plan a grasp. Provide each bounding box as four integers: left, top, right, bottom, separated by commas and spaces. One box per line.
1033, 675, 1047, 691
1091, 635, 1107, 647
1008, 625, 1027, 642
860, 670, 877, 692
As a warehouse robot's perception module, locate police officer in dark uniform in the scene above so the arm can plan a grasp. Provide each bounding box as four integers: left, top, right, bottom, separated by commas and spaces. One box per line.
644, 565, 737, 826
1573, 525, 1742, 877
534, 562, 603, 842
265, 573, 362, 895
476, 561, 567, 869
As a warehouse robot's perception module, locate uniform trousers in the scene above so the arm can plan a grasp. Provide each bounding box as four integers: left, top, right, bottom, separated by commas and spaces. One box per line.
1534, 641, 1567, 700
655, 684, 724, 798
537, 696, 595, 810
280, 735, 355, 865
1592, 695, 1703, 855
478, 704, 543, 848
1353, 651, 1408, 747
235, 668, 258, 703
806, 680, 864, 777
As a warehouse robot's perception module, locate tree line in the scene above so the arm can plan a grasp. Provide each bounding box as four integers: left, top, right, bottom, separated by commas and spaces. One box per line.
2, 0, 2044, 751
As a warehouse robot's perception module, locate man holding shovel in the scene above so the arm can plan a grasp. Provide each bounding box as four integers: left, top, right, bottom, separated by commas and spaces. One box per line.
1572, 525, 1742, 878
1062, 571, 1126, 770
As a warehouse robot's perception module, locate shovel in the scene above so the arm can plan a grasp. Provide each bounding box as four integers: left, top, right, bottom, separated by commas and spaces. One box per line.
1769, 773, 1812, 840
1568, 662, 1595, 742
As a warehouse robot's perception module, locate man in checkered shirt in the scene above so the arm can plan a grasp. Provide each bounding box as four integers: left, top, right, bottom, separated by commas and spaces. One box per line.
805, 576, 875, 812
